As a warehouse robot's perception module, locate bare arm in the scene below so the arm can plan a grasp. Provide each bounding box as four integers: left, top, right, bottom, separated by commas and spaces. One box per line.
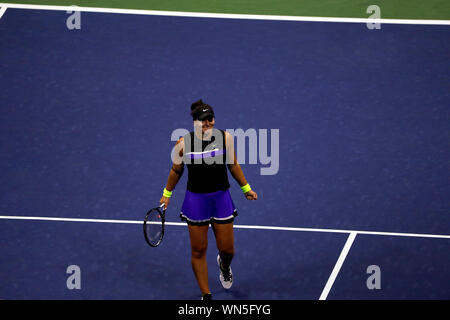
160, 137, 184, 208
225, 131, 257, 200
227, 153, 248, 187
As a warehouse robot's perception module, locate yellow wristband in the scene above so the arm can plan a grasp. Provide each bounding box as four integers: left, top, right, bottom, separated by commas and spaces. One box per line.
163, 188, 173, 198
240, 184, 251, 194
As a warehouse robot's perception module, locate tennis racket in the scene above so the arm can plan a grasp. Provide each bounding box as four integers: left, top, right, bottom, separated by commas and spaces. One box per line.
143, 203, 166, 247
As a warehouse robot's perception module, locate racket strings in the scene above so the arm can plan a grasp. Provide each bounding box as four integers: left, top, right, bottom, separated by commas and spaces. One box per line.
144, 208, 164, 246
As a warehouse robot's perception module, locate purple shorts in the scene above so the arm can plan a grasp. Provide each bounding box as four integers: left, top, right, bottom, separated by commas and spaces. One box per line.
180, 189, 237, 226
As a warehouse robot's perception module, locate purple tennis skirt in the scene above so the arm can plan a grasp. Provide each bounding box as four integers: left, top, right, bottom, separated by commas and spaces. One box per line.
180, 189, 237, 226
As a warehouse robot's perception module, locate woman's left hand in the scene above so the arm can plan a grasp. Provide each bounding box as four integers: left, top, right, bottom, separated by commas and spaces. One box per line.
245, 190, 258, 200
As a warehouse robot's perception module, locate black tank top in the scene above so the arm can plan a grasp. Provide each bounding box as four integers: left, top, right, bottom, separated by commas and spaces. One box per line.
183, 129, 230, 193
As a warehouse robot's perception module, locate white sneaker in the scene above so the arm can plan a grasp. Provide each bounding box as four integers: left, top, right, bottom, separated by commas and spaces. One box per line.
217, 254, 233, 289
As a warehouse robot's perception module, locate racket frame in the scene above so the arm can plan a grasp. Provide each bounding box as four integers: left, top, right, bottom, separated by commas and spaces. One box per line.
143, 204, 166, 247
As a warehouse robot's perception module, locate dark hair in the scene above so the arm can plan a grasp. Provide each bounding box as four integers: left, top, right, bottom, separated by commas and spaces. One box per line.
190, 99, 205, 112
190, 99, 205, 117
190, 99, 214, 119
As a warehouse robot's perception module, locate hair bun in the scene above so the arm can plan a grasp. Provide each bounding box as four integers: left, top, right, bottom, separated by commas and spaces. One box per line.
190, 99, 204, 111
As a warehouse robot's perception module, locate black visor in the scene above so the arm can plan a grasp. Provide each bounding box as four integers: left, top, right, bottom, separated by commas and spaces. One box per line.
193, 105, 215, 121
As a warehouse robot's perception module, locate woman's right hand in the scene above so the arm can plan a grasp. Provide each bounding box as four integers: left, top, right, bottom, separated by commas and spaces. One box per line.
160, 196, 170, 210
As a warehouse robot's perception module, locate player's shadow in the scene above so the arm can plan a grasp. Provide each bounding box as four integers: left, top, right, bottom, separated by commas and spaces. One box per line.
213, 288, 250, 300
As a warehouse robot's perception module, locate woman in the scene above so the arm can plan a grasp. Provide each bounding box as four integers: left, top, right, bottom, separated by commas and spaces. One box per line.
159, 99, 258, 300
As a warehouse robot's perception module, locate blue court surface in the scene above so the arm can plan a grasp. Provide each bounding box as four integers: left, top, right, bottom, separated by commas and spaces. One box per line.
0, 7, 449, 300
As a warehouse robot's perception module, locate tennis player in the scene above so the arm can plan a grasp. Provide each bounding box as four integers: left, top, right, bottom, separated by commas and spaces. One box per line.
160, 99, 257, 300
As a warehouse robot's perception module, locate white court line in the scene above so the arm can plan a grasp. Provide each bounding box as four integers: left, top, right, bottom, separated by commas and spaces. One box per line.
1, 215, 448, 300
0, 5, 7, 19
319, 232, 357, 300
0, 2, 449, 25
0, 215, 450, 239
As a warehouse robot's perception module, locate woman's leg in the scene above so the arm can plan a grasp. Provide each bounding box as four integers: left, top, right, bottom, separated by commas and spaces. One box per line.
212, 222, 235, 270
188, 224, 210, 295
